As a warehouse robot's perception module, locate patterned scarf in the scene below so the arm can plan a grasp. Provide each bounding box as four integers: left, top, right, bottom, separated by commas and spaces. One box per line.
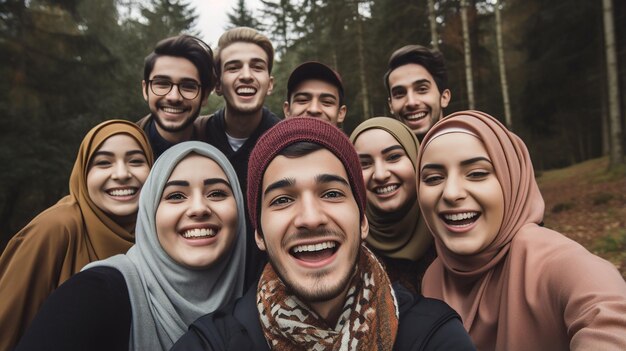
257, 245, 399, 351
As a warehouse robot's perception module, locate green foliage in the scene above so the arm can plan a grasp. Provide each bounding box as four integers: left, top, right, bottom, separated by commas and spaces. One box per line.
226, 0, 261, 29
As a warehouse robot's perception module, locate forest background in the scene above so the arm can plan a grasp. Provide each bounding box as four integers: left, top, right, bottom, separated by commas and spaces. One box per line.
1, 0, 625, 272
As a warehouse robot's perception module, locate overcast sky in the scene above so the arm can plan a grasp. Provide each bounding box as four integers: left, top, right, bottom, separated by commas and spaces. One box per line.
187, 0, 263, 46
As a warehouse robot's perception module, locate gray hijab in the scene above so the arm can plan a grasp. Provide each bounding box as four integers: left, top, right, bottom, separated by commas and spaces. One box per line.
84, 141, 246, 350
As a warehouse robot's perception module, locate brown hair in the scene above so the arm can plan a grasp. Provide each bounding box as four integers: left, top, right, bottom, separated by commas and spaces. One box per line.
383, 44, 448, 96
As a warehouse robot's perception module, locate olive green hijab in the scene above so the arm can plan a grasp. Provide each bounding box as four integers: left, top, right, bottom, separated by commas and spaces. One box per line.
350, 117, 432, 261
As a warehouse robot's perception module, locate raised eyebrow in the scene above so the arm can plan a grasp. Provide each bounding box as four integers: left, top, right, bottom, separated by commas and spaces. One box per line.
413, 79, 431, 86
420, 163, 444, 172
126, 150, 146, 157
420, 157, 492, 172
150, 76, 198, 85
381, 145, 404, 154
163, 180, 189, 189
263, 178, 295, 197
92, 150, 114, 158
460, 157, 492, 166
223, 60, 242, 68
250, 58, 268, 65
315, 174, 349, 186
151, 75, 172, 80
204, 178, 232, 189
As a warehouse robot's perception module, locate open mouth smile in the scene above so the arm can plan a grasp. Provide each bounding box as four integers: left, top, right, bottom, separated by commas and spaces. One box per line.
440, 211, 480, 227
403, 111, 427, 121
289, 240, 340, 264
236, 86, 257, 97
373, 184, 399, 195
181, 227, 217, 239
106, 187, 138, 197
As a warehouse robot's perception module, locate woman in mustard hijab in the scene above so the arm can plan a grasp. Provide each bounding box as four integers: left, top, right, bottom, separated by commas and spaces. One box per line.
417, 110, 626, 350
0, 119, 153, 351
350, 117, 435, 293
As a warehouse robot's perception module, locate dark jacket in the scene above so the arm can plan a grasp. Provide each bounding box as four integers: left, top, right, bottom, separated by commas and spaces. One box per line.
15, 267, 131, 351
172, 283, 476, 351
194, 107, 280, 290
136, 114, 203, 159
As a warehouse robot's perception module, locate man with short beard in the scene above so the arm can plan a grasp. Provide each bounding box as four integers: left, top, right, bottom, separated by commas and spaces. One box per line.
195, 27, 280, 289
171, 118, 475, 351
137, 35, 216, 158
384, 45, 451, 141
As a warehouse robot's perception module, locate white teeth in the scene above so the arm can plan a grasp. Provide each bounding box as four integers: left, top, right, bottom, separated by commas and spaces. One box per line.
444, 212, 478, 221
292, 241, 336, 254
405, 112, 426, 120
108, 188, 136, 196
375, 185, 398, 194
236, 87, 256, 94
182, 228, 216, 238
162, 107, 184, 113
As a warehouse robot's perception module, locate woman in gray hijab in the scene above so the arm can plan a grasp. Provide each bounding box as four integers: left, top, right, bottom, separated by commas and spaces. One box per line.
16, 141, 247, 351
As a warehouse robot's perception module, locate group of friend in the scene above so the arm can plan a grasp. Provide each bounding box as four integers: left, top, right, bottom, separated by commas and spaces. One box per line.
1, 26, 625, 351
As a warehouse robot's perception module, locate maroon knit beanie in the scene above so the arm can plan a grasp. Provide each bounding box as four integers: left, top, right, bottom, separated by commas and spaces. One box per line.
247, 117, 366, 232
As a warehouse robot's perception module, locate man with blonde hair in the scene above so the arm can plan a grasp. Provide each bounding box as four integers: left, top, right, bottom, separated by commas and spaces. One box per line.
196, 27, 279, 288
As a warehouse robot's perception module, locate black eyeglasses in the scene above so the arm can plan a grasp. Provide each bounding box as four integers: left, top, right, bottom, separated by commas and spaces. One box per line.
148, 79, 201, 100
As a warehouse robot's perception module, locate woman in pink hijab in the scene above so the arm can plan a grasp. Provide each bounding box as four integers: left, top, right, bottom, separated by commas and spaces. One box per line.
417, 110, 626, 351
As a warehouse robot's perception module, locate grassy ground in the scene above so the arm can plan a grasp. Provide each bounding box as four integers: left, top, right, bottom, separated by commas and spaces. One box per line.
536, 157, 626, 279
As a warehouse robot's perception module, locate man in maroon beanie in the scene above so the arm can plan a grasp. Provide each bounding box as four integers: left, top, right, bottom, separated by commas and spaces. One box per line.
171, 118, 475, 351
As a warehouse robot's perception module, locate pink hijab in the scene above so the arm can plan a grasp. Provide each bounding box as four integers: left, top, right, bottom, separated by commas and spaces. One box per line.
418, 110, 626, 351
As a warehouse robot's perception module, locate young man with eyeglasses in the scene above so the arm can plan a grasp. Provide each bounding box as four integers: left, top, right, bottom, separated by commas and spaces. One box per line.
137, 35, 216, 158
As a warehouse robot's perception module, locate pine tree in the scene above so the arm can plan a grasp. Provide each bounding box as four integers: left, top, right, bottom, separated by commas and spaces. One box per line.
227, 0, 260, 29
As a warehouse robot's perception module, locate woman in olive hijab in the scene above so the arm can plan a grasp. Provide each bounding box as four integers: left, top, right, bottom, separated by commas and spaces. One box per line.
351, 117, 435, 293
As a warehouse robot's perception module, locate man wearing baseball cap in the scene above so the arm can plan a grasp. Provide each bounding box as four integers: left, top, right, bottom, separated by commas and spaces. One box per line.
283, 61, 347, 127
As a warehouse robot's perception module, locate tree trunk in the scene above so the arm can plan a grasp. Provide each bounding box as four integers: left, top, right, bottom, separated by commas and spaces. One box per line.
353, 1, 371, 121
602, 0, 624, 168
460, 0, 475, 109
427, 0, 439, 50
495, 0, 512, 129
601, 92, 610, 156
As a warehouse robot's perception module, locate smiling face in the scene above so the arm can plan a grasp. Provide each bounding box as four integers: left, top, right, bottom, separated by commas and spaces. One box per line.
155, 154, 239, 269
284, 79, 346, 126
418, 132, 504, 255
142, 56, 207, 136
216, 42, 274, 115
87, 134, 150, 224
256, 148, 368, 304
354, 129, 416, 213
388, 63, 450, 139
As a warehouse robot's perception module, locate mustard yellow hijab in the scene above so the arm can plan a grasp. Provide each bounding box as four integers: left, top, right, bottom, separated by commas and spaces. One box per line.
350, 117, 432, 261
0, 119, 153, 351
